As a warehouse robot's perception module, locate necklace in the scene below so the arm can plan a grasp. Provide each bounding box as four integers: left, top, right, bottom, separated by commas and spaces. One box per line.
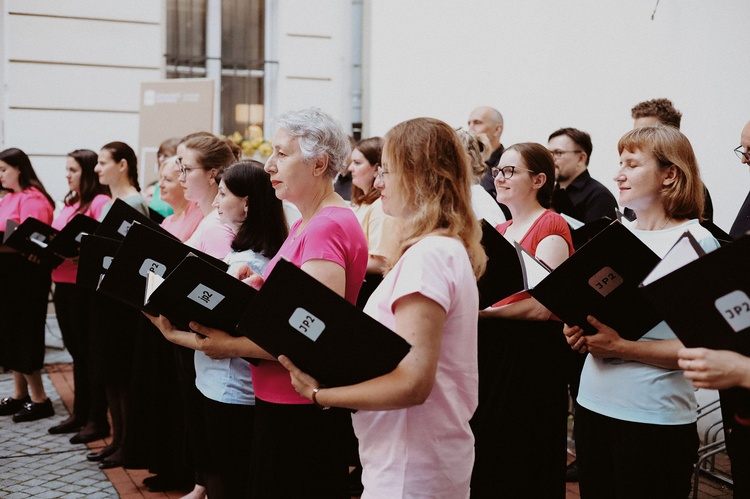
658, 217, 671, 230
292, 190, 335, 241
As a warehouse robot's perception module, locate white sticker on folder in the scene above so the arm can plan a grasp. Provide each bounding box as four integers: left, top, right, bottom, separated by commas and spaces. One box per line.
117, 220, 133, 237
289, 307, 325, 341
588, 266, 622, 297
102, 256, 113, 270
715, 290, 750, 332
75, 231, 86, 243
139, 258, 167, 278
188, 284, 225, 310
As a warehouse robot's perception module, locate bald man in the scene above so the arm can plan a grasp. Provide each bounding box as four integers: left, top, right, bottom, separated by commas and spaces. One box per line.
468, 106, 511, 218
730, 120, 750, 239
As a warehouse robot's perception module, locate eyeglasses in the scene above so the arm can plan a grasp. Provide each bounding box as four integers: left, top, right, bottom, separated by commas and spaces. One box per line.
734, 145, 750, 162
548, 149, 582, 158
376, 166, 390, 182
177, 157, 200, 178
491, 165, 536, 179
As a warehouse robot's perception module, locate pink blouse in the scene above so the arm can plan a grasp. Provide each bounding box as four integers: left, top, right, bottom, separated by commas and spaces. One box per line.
0, 187, 54, 231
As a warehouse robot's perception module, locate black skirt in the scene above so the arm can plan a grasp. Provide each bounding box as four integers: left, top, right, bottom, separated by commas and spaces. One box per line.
0, 253, 51, 374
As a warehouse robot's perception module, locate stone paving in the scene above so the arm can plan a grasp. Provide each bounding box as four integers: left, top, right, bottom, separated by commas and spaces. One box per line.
0, 316, 118, 499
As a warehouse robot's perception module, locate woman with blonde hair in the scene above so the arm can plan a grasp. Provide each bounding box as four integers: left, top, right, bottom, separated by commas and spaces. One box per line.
455, 128, 507, 227
280, 117, 486, 498
564, 125, 719, 498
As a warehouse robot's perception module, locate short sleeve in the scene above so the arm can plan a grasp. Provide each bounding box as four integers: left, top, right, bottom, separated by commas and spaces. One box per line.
299, 215, 349, 268
19, 189, 53, 224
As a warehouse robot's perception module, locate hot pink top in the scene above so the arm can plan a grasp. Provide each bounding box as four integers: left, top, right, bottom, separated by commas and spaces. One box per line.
0, 187, 54, 231
161, 201, 204, 242
51, 194, 110, 283
251, 206, 368, 404
352, 236, 479, 498
184, 209, 234, 260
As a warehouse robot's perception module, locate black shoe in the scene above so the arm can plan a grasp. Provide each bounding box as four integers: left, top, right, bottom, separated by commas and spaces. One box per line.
566, 460, 579, 482
12, 398, 54, 422
98, 458, 123, 470
86, 446, 116, 462
0, 396, 31, 416
143, 474, 193, 492
70, 425, 111, 444
49, 414, 83, 434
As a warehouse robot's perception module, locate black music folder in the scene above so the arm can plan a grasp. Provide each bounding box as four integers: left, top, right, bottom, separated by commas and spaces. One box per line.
145, 254, 257, 334
236, 258, 412, 387
96, 222, 228, 314
3, 217, 62, 267
529, 220, 662, 340
561, 215, 613, 249
95, 198, 173, 241
47, 214, 100, 258
640, 232, 750, 354
2, 219, 19, 243
477, 220, 551, 309
76, 235, 121, 290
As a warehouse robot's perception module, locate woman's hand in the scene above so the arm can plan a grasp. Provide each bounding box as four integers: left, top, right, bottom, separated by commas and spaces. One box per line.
191, 322, 241, 359
578, 315, 625, 358
230, 263, 265, 290
278, 355, 320, 402
142, 311, 201, 349
563, 323, 587, 353
679, 347, 750, 390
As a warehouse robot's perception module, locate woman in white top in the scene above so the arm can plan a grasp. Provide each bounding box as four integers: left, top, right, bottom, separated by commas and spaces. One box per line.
564, 125, 720, 499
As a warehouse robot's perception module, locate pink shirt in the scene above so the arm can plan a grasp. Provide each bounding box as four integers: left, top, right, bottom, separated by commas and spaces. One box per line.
0, 187, 54, 231
51, 194, 110, 283
161, 201, 204, 242
251, 206, 368, 404
352, 236, 479, 499
184, 209, 234, 260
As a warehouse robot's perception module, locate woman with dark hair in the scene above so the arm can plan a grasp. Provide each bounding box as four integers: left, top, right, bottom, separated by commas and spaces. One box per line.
47, 150, 111, 442
86, 141, 148, 469
0, 148, 56, 422
348, 136, 397, 307
148, 160, 288, 498
471, 143, 573, 498
564, 125, 719, 499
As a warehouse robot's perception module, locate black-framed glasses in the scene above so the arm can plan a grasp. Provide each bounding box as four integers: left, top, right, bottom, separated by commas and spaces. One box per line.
491, 165, 535, 179
548, 149, 582, 158
734, 145, 750, 162
177, 157, 200, 178
376, 166, 390, 182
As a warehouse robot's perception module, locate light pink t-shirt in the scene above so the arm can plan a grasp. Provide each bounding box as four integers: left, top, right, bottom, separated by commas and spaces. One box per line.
51, 194, 110, 283
0, 187, 54, 231
184, 209, 234, 260
352, 236, 479, 499
161, 201, 204, 242
250, 206, 368, 404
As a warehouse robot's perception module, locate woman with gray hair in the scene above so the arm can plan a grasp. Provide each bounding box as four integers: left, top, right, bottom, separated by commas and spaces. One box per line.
155, 108, 368, 497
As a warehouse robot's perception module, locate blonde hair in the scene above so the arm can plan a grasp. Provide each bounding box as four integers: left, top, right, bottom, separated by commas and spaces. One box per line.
618, 125, 704, 220
455, 128, 488, 181
384, 118, 486, 278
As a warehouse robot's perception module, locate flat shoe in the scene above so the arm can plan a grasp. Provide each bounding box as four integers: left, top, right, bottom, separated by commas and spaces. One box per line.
0, 396, 31, 416
49, 415, 83, 434
70, 426, 111, 444
98, 459, 122, 470
86, 446, 116, 462
12, 399, 54, 423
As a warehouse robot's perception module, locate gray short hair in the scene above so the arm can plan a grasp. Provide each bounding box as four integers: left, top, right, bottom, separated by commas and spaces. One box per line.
274, 108, 351, 179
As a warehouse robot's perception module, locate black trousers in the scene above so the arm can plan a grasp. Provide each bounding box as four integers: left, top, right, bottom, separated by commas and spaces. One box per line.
575, 405, 698, 499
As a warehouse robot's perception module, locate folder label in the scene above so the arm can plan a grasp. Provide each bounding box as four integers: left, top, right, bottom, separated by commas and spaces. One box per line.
588, 266, 623, 297
289, 307, 325, 341
75, 231, 86, 243
102, 256, 113, 270
139, 258, 167, 278
118, 220, 133, 237
715, 290, 750, 333
187, 284, 226, 310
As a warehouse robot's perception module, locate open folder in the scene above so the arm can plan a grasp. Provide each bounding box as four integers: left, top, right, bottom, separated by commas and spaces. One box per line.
3, 217, 63, 267
477, 219, 551, 309
236, 258, 412, 387
96, 222, 228, 314
640, 231, 750, 354
76, 235, 121, 290
145, 254, 257, 334
529, 220, 662, 341
95, 198, 172, 241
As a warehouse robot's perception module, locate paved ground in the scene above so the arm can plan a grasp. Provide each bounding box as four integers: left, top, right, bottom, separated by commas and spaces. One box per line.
0, 314, 737, 498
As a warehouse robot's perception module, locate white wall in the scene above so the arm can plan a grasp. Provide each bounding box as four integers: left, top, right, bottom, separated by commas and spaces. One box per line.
0, 0, 164, 204
364, 0, 750, 231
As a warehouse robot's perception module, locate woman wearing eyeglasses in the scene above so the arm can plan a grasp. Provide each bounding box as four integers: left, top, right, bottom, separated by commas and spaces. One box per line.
471, 143, 573, 499
564, 126, 719, 499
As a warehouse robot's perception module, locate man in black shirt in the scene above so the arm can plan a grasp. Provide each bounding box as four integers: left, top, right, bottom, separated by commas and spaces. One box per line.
730, 119, 750, 239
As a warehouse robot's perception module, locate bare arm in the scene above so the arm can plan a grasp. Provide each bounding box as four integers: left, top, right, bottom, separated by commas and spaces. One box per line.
280, 292, 446, 411
679, 348, 750, 390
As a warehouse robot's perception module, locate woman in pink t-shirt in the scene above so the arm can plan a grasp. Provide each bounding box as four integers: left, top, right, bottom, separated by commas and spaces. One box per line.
0, 148, 57, 423
48, 149, 111, 442
279, 118, 487, 498
158, 155, 203, 242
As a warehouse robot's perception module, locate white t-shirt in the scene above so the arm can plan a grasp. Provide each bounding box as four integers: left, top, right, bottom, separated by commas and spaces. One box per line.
352, 236, 478, 499
577, 219, 720, 425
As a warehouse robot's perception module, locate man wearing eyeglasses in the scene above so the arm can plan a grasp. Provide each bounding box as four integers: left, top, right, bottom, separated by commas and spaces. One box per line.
548, 128, 618, 229
729, 120, 750, 239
